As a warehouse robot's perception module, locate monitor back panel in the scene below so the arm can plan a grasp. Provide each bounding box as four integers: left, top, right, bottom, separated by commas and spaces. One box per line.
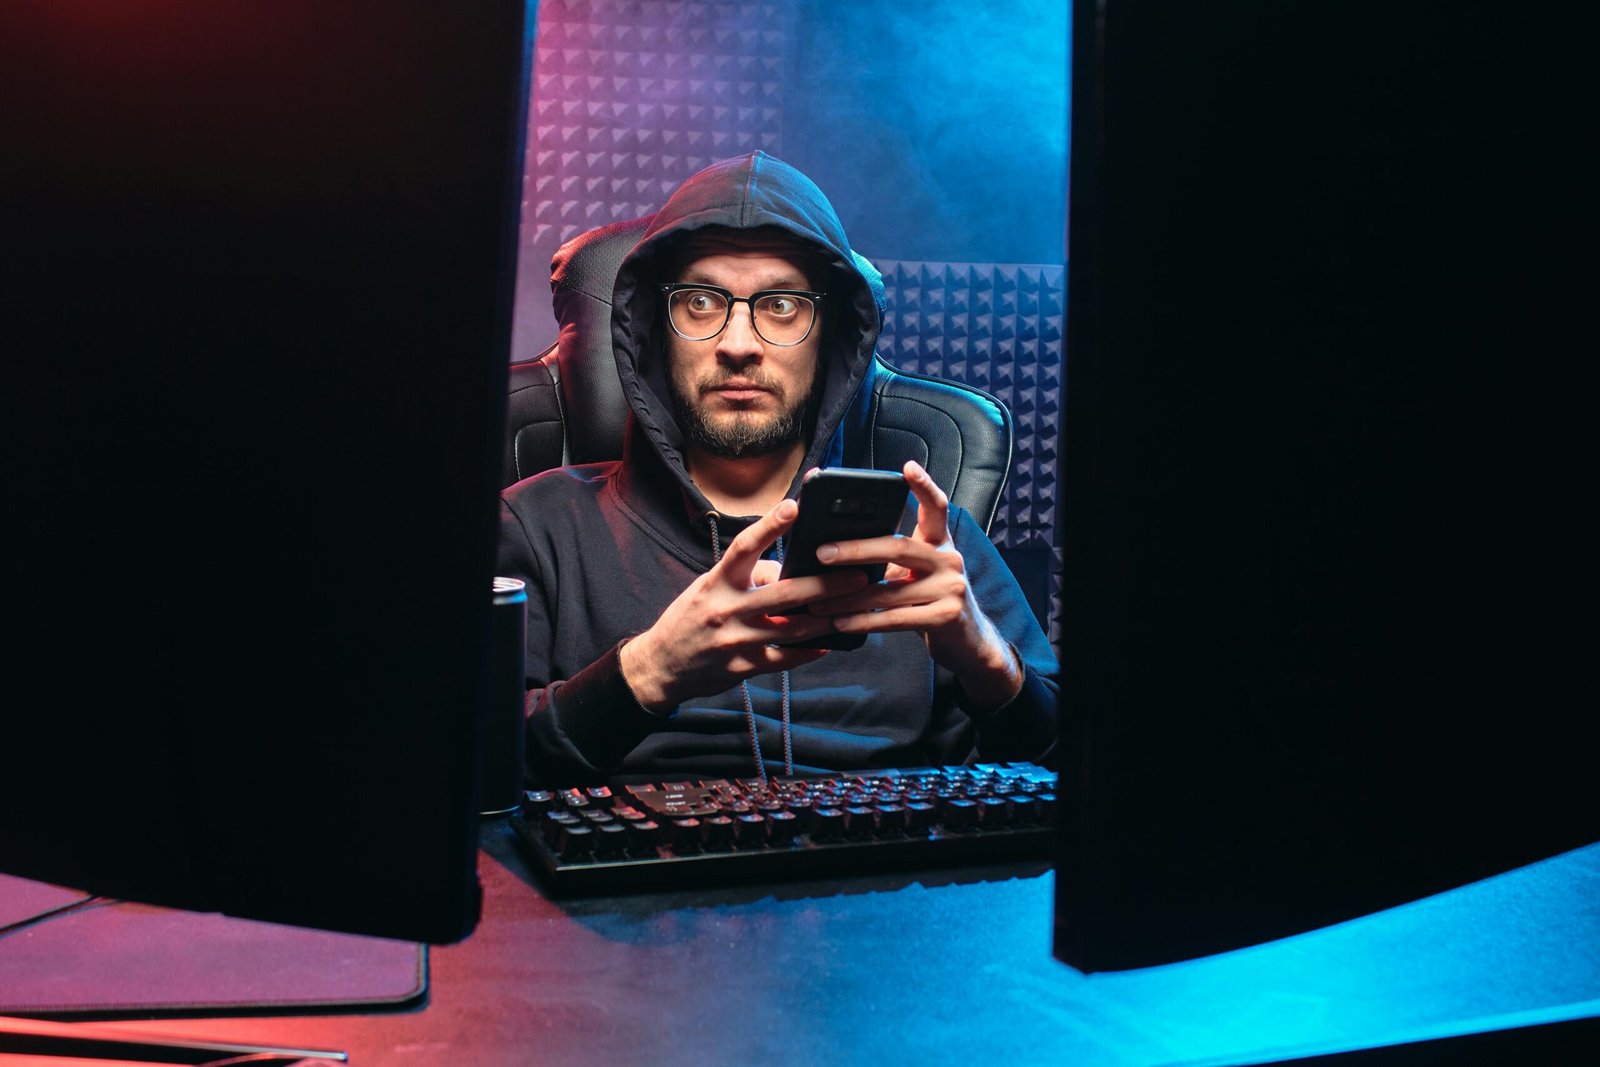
1055, 0, 1595, 971
1, 2, 534, 943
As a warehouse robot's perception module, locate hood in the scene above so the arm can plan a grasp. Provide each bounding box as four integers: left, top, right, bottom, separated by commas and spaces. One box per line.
609, 151, 886, 528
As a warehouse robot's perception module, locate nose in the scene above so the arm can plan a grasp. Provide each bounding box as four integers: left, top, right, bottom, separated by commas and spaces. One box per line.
715, 300, 764, 361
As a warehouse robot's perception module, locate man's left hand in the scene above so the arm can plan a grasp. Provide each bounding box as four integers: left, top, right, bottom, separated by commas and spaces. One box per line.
798, 460, 1024, 713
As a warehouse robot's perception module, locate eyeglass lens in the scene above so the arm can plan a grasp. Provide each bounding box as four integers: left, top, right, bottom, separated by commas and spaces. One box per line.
667, 289, 816, 345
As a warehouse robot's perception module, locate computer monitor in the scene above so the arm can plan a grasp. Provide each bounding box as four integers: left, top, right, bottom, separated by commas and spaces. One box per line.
1055, 0, 1594, 973
1, 1, 533, 945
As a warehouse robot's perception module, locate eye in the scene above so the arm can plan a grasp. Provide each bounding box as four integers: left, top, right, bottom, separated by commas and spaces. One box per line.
683, 290, 724, 316
758, 295, 800, 320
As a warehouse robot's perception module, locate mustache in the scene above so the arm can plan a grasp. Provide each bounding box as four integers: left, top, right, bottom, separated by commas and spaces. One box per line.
695, 369, 784, 397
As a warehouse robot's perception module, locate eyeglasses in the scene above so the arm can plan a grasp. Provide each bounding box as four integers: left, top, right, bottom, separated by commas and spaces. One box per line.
660, 283, 825, 346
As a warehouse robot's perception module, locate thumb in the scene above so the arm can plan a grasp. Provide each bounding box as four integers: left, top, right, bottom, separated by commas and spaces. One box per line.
750, 559, 784, 588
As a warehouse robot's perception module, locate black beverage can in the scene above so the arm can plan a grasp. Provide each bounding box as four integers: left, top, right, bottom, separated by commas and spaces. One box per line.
481, 576, 528, 815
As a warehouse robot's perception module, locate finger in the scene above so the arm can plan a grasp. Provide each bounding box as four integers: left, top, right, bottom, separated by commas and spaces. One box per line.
750, 559, 784, 588
815, 532, 943, 571
744, 568, 871, 616
829, 602, 960, 636
736, 644, 832, 675
714, 498, 799, 585
715, 599, 844, 656
746, 606, 859, 648
807, 567, 963, 616
903, 460, 951, 546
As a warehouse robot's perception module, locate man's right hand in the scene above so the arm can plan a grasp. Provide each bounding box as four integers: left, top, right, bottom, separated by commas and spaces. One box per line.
618, 498, 871, 713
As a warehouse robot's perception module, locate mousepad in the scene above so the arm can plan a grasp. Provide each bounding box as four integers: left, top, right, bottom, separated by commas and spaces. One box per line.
0, 873, 427, 1018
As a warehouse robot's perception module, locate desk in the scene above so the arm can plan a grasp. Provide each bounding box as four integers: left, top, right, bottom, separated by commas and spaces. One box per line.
19, 827, 1600, 1067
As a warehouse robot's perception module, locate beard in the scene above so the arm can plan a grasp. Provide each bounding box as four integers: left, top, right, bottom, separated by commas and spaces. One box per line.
668, 364, 819, 459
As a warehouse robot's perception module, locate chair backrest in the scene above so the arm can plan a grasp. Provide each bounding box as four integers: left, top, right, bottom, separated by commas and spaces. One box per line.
504, 217, 1014, 532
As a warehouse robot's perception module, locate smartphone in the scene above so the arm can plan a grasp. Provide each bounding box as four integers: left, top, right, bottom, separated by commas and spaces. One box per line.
777, 467, 910, 650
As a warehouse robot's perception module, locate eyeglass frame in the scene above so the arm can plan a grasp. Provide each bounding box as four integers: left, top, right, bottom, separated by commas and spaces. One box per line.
659, 282, 827, 347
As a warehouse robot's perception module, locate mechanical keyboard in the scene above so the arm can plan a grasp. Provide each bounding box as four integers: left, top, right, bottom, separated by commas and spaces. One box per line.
508, 762, 1057, 895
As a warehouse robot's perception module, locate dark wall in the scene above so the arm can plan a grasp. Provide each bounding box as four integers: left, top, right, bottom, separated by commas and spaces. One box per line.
783, 0, 1067, 265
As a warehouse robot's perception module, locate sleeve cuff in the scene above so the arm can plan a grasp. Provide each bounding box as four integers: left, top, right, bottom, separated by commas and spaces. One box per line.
548, 640, 674, 773
969, 659, 1058, 765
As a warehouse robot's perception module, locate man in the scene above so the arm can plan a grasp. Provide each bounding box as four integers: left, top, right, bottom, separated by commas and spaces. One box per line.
499, 151, 1056, 785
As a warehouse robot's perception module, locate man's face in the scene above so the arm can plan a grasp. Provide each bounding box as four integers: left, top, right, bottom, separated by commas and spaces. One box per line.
665, 241, 823, 459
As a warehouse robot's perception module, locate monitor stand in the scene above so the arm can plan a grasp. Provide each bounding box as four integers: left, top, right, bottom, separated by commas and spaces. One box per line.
1, 1016, 344, 1064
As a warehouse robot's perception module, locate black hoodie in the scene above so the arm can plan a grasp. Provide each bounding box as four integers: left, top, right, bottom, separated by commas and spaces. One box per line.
498, 151, 1057, 785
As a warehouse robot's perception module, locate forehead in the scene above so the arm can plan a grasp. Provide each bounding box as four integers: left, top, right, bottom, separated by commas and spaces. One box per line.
676, 251, 816, 294
671, 231, 818, 291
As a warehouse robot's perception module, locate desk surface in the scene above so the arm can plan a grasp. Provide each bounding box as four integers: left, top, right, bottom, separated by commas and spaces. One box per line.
21, 825, 1600, 1067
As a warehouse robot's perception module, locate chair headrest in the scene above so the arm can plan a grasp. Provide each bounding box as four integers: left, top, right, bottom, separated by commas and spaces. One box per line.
547, 216, 653, 464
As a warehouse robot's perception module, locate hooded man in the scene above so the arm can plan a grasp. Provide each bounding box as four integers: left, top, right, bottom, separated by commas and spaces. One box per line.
498, 151, 1057, 785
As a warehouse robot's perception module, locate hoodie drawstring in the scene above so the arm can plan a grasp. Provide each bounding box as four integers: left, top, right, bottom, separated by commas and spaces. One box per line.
707, 511, 793, 786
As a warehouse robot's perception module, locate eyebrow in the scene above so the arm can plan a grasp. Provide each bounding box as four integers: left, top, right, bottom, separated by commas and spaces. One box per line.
678, 269, 813, 292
